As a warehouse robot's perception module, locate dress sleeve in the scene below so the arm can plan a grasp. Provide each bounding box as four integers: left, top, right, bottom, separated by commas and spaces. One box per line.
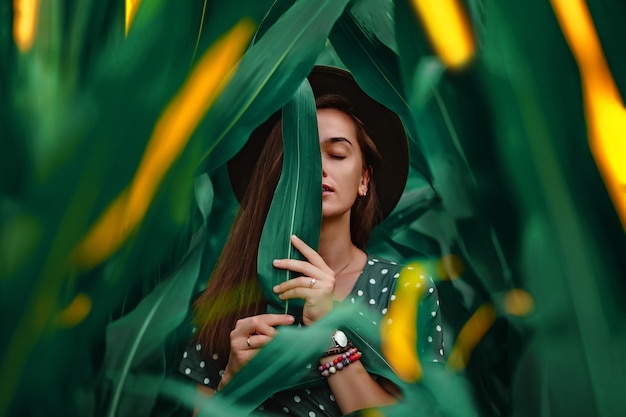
417, 276, 446, 364
178, 340, 222, 390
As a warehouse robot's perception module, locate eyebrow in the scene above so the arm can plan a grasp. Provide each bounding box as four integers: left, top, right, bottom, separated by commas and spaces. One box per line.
323, 137, 354, 146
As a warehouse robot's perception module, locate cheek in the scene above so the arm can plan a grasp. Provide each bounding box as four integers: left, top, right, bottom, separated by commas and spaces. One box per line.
350, 167, 365, 189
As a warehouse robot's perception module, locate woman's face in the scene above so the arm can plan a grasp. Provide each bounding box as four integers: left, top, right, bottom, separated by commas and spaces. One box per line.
317, 108, 370, 221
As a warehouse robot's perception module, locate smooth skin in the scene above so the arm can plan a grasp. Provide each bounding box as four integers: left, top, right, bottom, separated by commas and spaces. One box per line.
195, 109, 398, 415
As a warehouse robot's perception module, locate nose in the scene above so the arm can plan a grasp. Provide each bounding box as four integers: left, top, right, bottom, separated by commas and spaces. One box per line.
321, 159, 327, 177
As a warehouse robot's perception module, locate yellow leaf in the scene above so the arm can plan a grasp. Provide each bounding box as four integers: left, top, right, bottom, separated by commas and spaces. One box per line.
13, 0, 39, 52
56, 293, 92, 328
410, 0, 475, 69
73, 19, 255, 268
125, 0, 142, 36
551, 0, 626, 229
447, 304, 496, 372
435, 254, 464, 281
381, 263, 427, 382
504, 289, 534, 317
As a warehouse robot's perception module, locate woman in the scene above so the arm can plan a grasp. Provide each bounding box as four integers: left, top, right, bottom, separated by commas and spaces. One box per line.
180, 66, 444, 416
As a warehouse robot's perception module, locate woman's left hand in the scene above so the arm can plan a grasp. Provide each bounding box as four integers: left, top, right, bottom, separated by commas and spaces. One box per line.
272, 235, 335, 325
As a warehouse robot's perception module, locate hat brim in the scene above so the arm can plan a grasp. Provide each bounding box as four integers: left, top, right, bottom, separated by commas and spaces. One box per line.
227, 65, 409, 221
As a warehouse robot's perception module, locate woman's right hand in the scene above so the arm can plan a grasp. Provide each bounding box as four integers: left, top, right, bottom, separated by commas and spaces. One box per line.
219, 313, 294, 389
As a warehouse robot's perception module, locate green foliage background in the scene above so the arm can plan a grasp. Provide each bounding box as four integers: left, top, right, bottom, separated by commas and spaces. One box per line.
1, 0, 626, 416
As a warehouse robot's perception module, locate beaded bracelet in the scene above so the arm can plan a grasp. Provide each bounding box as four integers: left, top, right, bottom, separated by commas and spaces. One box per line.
319, 347, 362, 377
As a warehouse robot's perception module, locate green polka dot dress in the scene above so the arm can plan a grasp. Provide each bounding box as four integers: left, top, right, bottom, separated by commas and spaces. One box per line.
179, 256, 445, 416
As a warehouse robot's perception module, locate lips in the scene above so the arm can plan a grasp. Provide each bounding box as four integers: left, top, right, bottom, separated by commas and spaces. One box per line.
322, 184, 334, 192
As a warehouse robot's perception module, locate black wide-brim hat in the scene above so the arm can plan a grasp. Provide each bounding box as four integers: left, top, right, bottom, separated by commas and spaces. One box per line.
227, 65, 409, 221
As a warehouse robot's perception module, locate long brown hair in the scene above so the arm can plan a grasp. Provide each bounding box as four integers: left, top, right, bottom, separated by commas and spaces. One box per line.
192, 94, 382, 368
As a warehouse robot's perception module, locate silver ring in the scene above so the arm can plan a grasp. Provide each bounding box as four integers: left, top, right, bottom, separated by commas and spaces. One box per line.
309, 278, 316, 288
246, 337, 252, 349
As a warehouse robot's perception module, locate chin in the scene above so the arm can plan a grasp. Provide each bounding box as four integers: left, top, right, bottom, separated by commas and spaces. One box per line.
321, 206, 351, 222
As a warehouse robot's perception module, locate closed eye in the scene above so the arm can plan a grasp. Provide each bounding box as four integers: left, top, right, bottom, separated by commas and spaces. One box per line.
329, 154, 346, 160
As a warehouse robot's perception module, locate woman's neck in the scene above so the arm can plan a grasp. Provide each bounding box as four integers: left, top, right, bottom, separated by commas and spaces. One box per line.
319, 215, 368, 301
318, 216, 357, 274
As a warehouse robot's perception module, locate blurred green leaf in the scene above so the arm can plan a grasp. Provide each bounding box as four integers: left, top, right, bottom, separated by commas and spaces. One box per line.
1, 2, 262, 416
100, 176, 213, 417
586, 0, 626, 97
480, 1, 626, 415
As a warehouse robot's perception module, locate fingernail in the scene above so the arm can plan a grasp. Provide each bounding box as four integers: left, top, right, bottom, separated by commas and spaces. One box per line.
291, 234, 299, 240
273, 259, 281, 265
286, 315, 295, 323
273, 285, 279, 292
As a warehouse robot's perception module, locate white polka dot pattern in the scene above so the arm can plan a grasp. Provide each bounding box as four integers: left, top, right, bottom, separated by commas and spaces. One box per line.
178, 255, 446, 414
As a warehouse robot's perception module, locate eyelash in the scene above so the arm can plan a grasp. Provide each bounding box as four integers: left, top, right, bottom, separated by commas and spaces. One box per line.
329, 155, 346, 160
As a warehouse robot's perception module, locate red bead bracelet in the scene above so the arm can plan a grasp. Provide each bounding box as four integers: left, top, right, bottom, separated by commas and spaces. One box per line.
319, 347, 362, 377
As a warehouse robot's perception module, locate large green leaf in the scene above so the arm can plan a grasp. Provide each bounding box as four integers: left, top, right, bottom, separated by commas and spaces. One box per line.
196, 0, 350, 173
249, 0, 295, 45
257, 78, 322, 318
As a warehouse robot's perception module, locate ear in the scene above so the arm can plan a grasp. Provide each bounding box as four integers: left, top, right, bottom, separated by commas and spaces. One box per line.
358, 166, 371, 197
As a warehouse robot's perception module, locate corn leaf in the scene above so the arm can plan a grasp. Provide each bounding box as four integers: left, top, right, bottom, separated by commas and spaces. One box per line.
481, 1, 626, 415
393, 2, 521, 415
373, 186, 440, 237
368, 186, 441, 259
100, 175, 213, 417
196, 0, 350, 174
249, 0, 295, 45
257, 78, 322, 318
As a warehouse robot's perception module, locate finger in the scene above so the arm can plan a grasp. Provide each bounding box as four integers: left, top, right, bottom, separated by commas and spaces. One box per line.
246, 334, 273, 349
230, 314, 295, 347
278, 287, 331, 304
272, 258, 330, 281
289, 235, 334, 274
276, 287, 320, 302
243, 314, 295, 336
273, 276, 330, 294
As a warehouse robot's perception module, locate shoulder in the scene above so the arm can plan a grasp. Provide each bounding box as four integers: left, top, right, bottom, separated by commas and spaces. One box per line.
347, 255, 403, 313
362, 256, 439, 300
362, 255, 403, 277
360, 255, 404, 289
